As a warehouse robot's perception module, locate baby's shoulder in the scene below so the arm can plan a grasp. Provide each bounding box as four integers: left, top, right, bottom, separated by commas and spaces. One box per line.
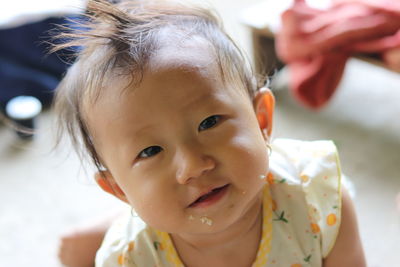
95, 211, 170, 266
269, 138, 340, 186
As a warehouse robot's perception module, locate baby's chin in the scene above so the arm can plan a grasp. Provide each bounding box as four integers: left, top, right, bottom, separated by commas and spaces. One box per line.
169, 200, 262, 236
139, 212, 230, 235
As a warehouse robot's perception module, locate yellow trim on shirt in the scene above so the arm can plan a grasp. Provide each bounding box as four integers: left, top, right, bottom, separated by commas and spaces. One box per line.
154, 230, 184, 267
252, 184, 273, 267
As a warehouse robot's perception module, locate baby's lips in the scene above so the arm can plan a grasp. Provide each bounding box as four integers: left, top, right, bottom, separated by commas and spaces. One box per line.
188, 184, 229, 207
188, 188, 215, 207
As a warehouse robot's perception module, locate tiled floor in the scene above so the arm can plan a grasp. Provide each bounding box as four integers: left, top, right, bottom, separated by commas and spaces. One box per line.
1, 0, 399, 266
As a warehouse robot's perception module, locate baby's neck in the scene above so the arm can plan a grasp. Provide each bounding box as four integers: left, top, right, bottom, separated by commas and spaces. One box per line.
171, 200, 263, 267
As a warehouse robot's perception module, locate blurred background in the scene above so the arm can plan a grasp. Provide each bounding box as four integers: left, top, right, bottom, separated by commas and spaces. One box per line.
0, 0, 399, 266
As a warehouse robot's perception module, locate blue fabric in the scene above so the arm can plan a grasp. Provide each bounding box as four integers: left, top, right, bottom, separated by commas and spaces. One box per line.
0, 16, 78, 109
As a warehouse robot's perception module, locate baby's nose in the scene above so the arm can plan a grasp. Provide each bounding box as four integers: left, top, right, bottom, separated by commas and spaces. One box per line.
174, 147, 216, 184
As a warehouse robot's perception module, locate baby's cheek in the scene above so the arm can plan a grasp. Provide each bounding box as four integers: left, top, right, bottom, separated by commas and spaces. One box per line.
131, 201, 160, 227
230, 135, 269, 172
130, 193, 179, 231
125, 189, 155, 217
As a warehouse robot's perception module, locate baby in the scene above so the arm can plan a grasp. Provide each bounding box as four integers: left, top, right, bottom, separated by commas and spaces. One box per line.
54, 0, 365, 266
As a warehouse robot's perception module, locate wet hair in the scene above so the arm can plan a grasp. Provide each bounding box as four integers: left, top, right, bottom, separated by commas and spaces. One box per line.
52, 0, 260, 171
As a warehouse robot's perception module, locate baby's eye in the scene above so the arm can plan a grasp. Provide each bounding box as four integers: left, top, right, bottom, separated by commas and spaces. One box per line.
198, 115, 221, 131
138, 146, 162, 158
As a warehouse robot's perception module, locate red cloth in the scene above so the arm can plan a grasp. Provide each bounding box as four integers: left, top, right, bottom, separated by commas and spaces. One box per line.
276, 0, 400, 109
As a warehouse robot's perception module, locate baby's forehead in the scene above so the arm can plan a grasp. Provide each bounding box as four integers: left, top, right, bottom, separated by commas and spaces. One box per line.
83, 32, 245, 124
84, 40, 220, 106
149, 33, 219, 76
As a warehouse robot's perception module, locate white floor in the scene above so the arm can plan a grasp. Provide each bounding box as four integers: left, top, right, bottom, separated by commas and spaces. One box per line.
1, 0, 399, 266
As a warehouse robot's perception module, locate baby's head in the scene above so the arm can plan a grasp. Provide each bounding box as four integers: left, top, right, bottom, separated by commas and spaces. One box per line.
55, 0, 275, 234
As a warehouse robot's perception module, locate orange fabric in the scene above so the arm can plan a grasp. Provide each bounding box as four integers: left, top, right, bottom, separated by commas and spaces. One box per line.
276, 0, 400, 108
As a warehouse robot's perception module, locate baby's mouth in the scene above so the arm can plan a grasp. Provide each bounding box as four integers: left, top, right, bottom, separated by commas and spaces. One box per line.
189, 184, 230, 208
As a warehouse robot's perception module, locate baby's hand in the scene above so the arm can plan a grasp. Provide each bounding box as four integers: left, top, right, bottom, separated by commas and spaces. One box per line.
58, 219, 110, 267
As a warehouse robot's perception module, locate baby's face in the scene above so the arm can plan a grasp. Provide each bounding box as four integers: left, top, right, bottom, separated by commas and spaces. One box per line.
86, 41, 269, 235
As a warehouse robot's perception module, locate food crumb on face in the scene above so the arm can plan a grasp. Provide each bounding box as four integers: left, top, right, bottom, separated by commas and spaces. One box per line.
200, 216, 213, 226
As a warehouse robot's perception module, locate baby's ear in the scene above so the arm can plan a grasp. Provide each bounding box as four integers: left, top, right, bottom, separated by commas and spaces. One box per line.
253, 87, 275, 138
95, 171, 128, 203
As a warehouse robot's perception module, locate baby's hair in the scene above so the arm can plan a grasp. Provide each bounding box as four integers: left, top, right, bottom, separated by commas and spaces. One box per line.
52, 0, 261, 171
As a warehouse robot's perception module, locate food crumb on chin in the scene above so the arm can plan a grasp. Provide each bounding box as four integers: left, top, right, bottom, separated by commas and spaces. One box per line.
200, 216, 213, 226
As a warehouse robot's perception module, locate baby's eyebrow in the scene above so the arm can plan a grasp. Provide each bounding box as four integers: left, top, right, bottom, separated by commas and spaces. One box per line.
179, 93, 216, 112
129, 124, 155, 139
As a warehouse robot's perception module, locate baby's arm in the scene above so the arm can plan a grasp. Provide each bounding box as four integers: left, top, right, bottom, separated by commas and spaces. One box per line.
323, 187, 366, 267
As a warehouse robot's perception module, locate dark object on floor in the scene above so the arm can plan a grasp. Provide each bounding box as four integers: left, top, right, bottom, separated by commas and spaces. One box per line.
0, 16, 78, 112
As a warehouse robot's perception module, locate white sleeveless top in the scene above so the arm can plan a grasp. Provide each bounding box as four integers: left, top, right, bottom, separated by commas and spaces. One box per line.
96, 139, 342, 267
